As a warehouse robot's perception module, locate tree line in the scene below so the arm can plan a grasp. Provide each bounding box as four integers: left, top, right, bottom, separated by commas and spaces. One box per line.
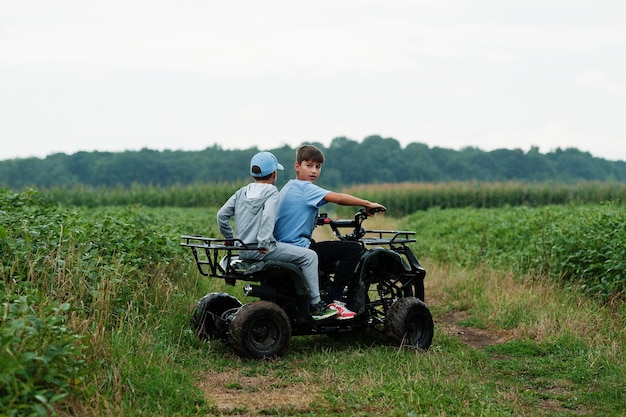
2, 136, 625, 189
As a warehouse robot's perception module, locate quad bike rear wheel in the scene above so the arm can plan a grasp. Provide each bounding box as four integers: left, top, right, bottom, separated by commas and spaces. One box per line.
192, 292, 242, 341
384, 297, 434, 351
228, 300, 292, 359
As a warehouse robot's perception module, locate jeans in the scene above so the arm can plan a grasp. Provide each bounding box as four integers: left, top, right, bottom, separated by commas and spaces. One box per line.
240, 242, 321, 305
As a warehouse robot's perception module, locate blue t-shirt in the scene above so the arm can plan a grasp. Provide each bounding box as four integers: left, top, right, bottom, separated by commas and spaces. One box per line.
275, 179, 330, 247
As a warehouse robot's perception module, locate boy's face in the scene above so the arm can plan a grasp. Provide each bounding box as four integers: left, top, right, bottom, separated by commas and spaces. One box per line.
295, 160, 322, 182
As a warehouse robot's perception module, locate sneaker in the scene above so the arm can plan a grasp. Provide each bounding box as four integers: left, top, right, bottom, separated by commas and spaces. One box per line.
310, 302, 338, 320
328, 300, 356, 320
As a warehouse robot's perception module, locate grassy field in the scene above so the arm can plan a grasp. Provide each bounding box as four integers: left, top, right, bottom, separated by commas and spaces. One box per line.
1, 188, 625, 416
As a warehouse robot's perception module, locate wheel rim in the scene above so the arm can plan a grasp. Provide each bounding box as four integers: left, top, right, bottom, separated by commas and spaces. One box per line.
405, 319, 426, 345
366, 273, 405, 330
383, 297, 434, 351
248, 317, 282, 352
193, 293, 242, 340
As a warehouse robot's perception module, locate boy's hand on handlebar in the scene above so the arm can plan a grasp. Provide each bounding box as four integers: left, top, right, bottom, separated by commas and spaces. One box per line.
365, 203, 386, 215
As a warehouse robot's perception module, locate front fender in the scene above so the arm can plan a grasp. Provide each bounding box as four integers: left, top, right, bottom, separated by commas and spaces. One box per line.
352, 248, 408, 313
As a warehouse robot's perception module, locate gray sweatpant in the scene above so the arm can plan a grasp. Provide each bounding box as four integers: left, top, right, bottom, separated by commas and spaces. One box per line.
239, 242, 321, 305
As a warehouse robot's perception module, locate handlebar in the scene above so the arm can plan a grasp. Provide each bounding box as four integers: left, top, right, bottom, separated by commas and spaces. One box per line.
316, 207, 387, 241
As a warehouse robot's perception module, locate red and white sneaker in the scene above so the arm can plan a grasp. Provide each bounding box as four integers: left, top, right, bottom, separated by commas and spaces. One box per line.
328, 301, 356, 320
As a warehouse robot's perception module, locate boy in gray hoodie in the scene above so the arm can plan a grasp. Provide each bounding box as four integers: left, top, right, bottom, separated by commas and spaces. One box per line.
217, 151, 337, 320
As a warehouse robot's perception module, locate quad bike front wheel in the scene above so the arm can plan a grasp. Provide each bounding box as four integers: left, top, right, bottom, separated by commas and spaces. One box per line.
384, 297, 434, 351
192, 292, 242, 341
228, 300, 292, 359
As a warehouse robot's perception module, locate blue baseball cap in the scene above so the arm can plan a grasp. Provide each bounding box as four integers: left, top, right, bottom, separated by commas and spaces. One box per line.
250, 151, 284, 177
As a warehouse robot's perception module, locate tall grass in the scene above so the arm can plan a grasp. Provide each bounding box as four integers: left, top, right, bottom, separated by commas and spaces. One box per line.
339, 180, 626, 216
36, 180, 626, 213
40, 182, 244, 208
1, 189, 212, 416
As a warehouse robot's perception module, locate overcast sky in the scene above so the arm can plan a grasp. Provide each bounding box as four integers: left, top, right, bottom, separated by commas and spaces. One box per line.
1, 0, 625, 162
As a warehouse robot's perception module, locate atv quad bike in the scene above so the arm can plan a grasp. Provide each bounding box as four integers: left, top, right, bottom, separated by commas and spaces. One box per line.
181, 208, 434, 359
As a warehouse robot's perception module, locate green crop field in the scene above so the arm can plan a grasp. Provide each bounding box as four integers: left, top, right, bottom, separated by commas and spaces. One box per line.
1, 187, 624, 416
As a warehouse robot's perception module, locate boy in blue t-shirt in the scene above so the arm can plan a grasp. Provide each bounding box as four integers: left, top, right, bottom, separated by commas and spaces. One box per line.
275, 145, 386, 318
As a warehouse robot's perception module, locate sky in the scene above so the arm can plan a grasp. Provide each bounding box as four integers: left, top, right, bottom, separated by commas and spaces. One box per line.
1, 0, 625, 162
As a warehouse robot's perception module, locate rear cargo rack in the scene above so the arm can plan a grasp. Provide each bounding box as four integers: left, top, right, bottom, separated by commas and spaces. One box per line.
180, 235, 259, 278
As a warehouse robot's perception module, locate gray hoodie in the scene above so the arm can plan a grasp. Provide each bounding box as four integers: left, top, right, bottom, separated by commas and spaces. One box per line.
217, 182, 279, 250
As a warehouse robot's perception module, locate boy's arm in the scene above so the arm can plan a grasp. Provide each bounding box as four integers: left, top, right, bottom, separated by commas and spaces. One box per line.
324, 192, 386, 212
257, 192, 279, 251
216, 194, 236, 239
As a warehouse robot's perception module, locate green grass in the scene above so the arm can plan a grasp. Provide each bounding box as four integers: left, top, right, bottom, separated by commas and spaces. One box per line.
1, 188, 625, 416
423, 264, 625, 416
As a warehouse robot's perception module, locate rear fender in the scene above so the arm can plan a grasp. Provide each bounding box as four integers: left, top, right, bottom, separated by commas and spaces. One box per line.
242, 260, 310, 322
359, 248, 408, 283
244, 260, 309, 297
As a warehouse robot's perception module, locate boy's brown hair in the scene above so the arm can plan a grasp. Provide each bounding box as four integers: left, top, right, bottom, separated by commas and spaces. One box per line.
251, 165, 273, 181
296, 145, 325, 164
